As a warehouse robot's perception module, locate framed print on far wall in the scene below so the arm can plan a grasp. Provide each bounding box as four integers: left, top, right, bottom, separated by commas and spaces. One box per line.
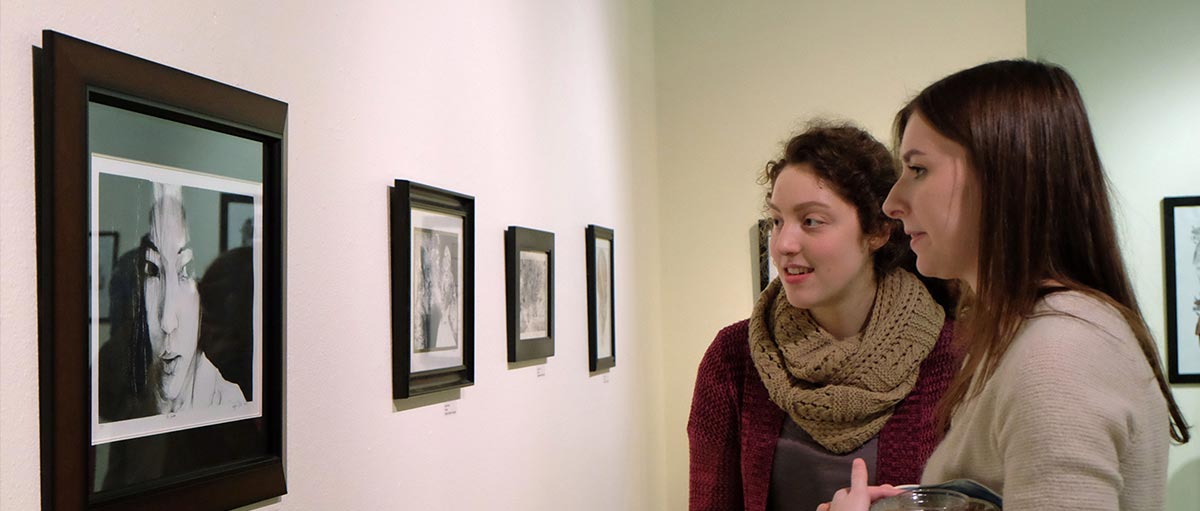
586, 225, 615, 371
506, 226, 555, 362
391, 180, 475, 399
757, 219, 778, 292
35, 31, 286, 511
1163, 196, 1200, 384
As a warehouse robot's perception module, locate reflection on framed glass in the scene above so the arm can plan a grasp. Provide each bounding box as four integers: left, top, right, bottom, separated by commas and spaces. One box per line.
96, 231, 119, 322
391, 180, 475, 398
757, 219, 778, 292
1163, 196, 1200, 384
505, 226, 554, 362
220, 193, 255, 253
35, 31, 286, 510
586, 225, 615, 371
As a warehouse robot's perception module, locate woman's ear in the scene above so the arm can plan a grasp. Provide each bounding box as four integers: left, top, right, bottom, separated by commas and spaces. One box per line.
866, 223, 891, 251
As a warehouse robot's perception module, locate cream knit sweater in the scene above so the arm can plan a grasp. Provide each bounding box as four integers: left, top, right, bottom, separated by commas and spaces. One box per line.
921, 292, 1169, 510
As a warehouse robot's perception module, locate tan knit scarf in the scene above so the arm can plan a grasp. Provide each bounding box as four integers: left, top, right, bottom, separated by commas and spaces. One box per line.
749, 269, 944, 454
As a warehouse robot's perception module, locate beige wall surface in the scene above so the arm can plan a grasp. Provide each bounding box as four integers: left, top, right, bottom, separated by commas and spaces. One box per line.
1028, 1, 1200, 509
0, 1, 665, 510
652, 1, 1026, 507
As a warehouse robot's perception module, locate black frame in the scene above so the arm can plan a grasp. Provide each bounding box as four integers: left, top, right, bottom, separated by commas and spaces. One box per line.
1163, 196, 1200, 384
35, 31, 287, 510
757, 218, 773, 292
505, 226, 555, 362
390, 180, 476, 398
586, 225, 615, 371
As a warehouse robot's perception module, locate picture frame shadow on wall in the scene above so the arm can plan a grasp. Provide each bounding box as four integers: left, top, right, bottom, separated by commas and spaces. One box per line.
390, 180, 476, 399
34, 31, 287, 510
1163, 195, 1200, 384
586, 225, 615, 372
505, 226, 555, 363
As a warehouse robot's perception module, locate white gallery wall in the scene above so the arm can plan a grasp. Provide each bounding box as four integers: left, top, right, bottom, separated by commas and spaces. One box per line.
1, 1, 666, 510
1028, 1, 1200, 507
651, 1, 1026, 507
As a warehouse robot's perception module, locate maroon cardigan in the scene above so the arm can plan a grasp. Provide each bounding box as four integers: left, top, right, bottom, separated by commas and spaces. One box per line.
687, 319, 959, 511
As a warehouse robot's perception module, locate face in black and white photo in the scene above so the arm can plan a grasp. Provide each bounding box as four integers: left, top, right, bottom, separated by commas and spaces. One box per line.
144, 185, 202, 410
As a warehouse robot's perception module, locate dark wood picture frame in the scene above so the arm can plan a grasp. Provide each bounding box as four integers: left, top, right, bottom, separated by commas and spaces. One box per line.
586, 225, 615, 372
391, 180, 475, 398
35, 31, 287, 510
505, 226, 555, 362
1163, 196, 1200, 384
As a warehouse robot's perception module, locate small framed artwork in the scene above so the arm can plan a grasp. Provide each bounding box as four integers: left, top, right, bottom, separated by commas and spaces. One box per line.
35, 31, 286, 510
586, 225, 615, 371
506, 226, 555, 362
1163, 196, 1200, 384
96, 231, 119, 322
391, 180, 475, 398
220, 193, 255, 253
757, 219, 778, 292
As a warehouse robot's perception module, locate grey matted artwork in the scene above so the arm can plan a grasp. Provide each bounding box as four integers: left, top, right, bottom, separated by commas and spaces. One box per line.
413, 227, 461, 353
595, 239, 613, 359
519, 251, 549, 340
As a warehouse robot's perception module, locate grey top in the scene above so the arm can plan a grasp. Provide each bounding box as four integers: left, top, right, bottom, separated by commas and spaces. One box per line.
767, 416, 879, 511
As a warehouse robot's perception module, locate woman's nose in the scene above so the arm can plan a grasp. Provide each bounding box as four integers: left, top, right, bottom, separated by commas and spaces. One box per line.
159, 276, 180, 336
882, 183, 907, 219
773, 224, 802, 255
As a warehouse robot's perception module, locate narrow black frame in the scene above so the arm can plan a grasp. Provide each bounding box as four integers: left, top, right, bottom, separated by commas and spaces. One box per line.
505, 226, 555, 362
390, 180, 476, 398
586, 225, 615, 371
35, 31, 287, 510
1163, 195, 1200, 384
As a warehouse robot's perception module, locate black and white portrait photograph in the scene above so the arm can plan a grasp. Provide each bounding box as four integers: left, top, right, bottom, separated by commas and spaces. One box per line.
410, 208, 465, 372
519, 251, 550, 340
91, 155, 262, 444
1165, 196, 1200, 382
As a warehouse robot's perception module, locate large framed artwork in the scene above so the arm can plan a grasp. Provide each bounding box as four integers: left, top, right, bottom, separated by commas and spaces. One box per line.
391, 180, 475, 398
35, 31, 287, 510
1163, 196, 1200, 384
586, 225, 615, 371
505, 226, 555, 362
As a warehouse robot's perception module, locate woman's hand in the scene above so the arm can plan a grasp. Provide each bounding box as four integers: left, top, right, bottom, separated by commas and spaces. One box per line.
815, 458, 905, 511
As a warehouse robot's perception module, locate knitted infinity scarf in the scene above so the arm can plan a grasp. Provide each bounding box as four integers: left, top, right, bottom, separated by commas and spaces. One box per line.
749, 269, 944, 454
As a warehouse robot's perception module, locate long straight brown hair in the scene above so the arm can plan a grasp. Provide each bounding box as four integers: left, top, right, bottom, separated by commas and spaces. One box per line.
897, 60, 1189, 443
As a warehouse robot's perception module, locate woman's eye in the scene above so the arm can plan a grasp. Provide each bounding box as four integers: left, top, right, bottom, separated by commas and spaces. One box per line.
908, 164, 927, 176
771, 217, 783, 228
802, 218, 823, 227
180, 262, 193, 281
142, 261, 160, 278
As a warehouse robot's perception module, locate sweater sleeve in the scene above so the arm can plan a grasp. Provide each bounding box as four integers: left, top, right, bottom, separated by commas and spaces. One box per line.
992, 313, 1147, 511
688, 322, 748, 511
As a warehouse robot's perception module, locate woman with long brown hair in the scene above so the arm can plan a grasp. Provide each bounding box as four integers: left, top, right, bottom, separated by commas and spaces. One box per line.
822, 59, 1190, 511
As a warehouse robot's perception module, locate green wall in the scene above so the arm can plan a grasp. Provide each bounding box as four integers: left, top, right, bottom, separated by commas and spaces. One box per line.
1027, 1, 1200, 508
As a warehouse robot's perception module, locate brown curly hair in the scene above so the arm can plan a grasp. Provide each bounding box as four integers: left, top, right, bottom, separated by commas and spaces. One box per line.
760, 120, 906, 279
